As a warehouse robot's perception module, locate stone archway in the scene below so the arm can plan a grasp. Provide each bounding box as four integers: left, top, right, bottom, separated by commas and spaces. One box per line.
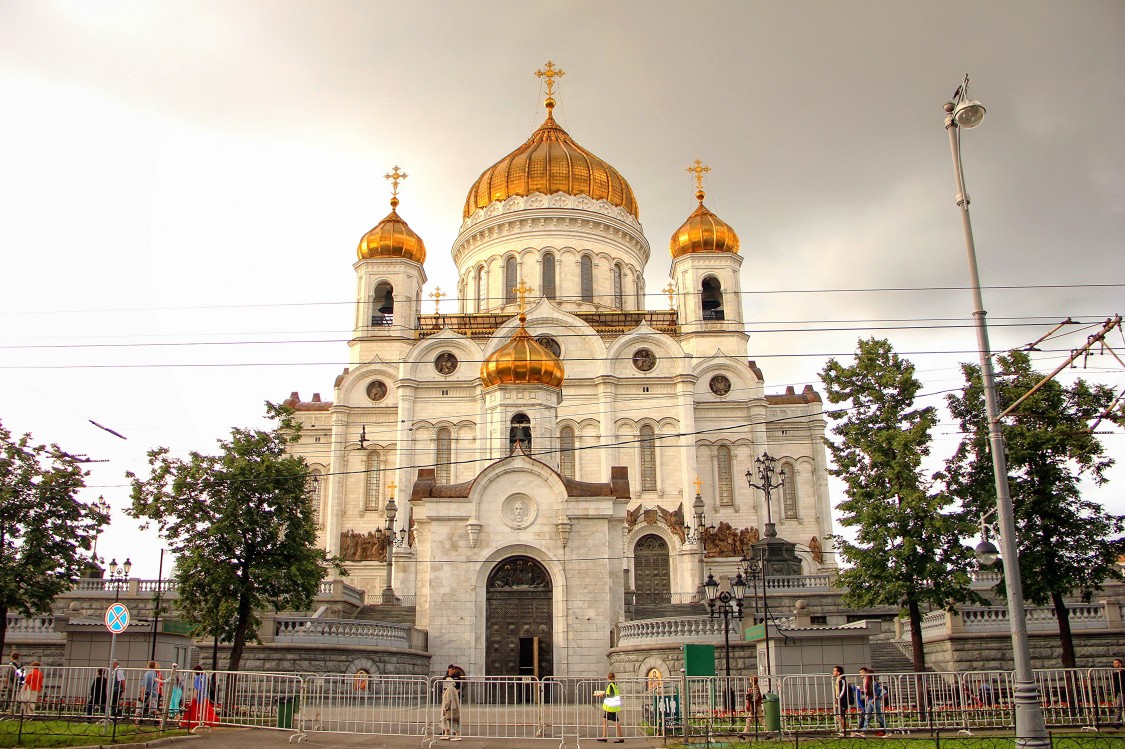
485, 556, 553, 677
634, 534, 671, 605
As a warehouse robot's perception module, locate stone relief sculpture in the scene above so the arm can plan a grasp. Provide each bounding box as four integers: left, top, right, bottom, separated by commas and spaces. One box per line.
702, 522, 761, 558
624, 503, 685, 543
809, 535, 823, 564
339, 529, 390, 562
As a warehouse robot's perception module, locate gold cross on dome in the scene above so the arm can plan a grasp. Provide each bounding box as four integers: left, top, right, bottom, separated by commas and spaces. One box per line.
687, 160, 711, 195
384, 165, 408, 199
535, 60, 565, 98
513, 280, 535, 315
693, 476, 703, 496
662, 283, 676, 310
429, 287, 446, 314
388, 480, 397, 498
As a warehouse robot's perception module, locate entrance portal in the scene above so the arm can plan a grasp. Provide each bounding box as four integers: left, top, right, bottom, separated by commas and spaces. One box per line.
486, 556, 553, 677
634, 534, 671, 605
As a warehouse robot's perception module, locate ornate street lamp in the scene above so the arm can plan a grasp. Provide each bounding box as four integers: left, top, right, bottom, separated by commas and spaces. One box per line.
745, 454, 785, 539
945, 74, 1048, 747
107, 557, 131, 602
381, 484, 398, 605
705, 571, 746, 709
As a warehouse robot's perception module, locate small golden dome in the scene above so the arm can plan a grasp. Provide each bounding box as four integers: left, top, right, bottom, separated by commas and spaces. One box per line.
481, 317, 565, 389
463, 99, 639, 220
669, 192, 740, 259
358, 166, 427, 263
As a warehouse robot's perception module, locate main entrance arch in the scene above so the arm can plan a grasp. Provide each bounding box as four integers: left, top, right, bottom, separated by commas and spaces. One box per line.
485, 556, 553, 677
634, 534, 671, 605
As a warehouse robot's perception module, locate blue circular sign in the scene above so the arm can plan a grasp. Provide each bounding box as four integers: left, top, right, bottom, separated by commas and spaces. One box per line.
104, 603, 130, 633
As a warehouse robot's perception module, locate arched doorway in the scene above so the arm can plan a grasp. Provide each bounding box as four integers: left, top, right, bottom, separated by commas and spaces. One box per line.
634, 534, 671, 605
486, 556, 553, 677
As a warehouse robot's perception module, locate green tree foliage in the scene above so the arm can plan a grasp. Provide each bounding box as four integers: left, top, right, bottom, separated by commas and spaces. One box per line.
821, 338, 980, 671
944, 350, 1125, 668
0, 421, 104, 655
128, 404, 338, 672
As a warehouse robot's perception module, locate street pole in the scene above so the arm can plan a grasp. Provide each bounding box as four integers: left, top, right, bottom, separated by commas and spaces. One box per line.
944, 75, 1048, 748
150, 549, 164, 661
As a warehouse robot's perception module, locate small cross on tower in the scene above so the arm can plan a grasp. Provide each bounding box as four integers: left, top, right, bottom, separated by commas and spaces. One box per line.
693, 476, 704, 496
687, 159, 710, 202
429, 287, 446, 314
662, 283, 676, 310
384, 165, 408, 208
513, 280, 535, 316
388, 480, 397, 499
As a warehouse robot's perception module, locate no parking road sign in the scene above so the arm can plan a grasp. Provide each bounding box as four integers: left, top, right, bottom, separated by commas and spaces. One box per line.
104, 603, 130, 634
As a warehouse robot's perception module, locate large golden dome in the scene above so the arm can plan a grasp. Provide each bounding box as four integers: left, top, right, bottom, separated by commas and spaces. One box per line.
481, 316, 565, 389
463, 99, 639, 220
670, 188, 740, 259
357, 197, 427, 264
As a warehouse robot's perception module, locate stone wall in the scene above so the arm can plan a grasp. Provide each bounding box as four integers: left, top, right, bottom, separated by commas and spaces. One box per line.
608, 640, 758, 680
923, 629, 1125, 672
201, 643, 430, 675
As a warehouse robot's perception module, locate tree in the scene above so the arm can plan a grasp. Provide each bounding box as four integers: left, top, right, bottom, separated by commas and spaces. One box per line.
128, 404, 338, 672
944, 350, 1125, 668
0, 421, 103, 656
821, 338, 980, 672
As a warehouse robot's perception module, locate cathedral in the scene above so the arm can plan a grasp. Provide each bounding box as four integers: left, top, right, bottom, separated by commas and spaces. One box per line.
282, 63, 835, 679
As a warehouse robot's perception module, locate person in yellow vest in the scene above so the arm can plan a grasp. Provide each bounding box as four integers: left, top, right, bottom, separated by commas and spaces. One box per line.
594, 671, 624, 743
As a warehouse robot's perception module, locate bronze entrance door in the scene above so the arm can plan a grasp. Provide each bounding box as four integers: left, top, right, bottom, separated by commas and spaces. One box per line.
485, 556, 553, 678
634, 534, 671, 605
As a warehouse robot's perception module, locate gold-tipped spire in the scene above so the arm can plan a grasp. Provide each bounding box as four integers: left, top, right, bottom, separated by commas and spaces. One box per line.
535, 60, 565, 112
429, 287, 446, 314
384, 165, 408, 210
687, 159, 711, 203
513, 280, 534, 321
662, 283, 676, 310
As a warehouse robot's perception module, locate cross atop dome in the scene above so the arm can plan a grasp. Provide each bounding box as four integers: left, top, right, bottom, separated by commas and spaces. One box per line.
384, 165, 408, 209
535, 60, 565, 111
687, 159, 710, 203
513, 280, 534, 319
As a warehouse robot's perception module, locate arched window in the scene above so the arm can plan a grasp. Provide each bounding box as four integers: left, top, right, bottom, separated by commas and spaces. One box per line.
580, 255, 594, 303
635, 277, 643, 310
640, 425, 657, 492
436, 428, 452, 484
701, 276, 724, 320
717, 446, 734, 506
542, 252, 557, 300
364, 452, 381, 511
559, 426, 576, 479
509, 413, 532, 452
308, 468, 323, 526
372, 282, 394, 326
476, 266, 485, 312
781, 461, 798, 519
613, 263, 624, 309
505, 256, 518, 304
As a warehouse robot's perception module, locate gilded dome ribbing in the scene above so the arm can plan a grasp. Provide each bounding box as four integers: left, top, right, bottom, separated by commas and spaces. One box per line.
463, 100, 639, 220
480, 317, 565, 389
670, 189, 740, 259
357, 197, 427, 264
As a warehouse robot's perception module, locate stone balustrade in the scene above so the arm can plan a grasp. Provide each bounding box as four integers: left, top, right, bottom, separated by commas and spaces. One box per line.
67, 578, 364, 606
763, 574, 835, 592
921, 602, 1119, 641
272, 616, 413, 648
615, 616, 740, 646
6, 615, 65, 642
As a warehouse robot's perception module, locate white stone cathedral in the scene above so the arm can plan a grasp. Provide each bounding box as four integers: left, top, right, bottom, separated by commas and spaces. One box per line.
283, 64, 835, 679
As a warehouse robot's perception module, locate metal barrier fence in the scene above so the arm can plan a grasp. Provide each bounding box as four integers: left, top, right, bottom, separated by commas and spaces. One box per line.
1, 664, 1121, 744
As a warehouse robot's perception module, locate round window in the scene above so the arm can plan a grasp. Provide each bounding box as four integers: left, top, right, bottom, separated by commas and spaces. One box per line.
632, 348, 657, 372
536, 336, 562, 357
709, 374, 732, 396
434, 352, 459, 375
366, 380, 388, 402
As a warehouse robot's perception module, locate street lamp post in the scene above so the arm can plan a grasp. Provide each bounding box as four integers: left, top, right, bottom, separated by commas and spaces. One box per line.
380, 482, 408, 605
106, 557, 132, 602
90, 496, 111, 575
739, 546, 772, 678
745, 454, 785, 539
944, 74, 1048, 747
704, 571, 746, 709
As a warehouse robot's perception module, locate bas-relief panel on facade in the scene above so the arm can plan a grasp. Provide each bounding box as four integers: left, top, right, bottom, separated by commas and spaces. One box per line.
702, 521, 760, 558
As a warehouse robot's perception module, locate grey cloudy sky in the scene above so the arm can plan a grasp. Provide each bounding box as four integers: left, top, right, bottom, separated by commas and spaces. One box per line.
1, 1, 1122, 575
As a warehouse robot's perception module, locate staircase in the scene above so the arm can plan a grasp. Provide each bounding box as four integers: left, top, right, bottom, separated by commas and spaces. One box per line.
870, 639, 915, 673
355, 604, 417, 626
632, 601, 707, 620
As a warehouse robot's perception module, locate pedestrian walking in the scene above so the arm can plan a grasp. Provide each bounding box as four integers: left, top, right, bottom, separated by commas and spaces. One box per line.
111, 660, 126, 717
439, 664, 463, 741
4, 651, 22, 710
87, 668, 109, 716
857, 667, 886, 732
740, 675, 763, 737
1111, 657, 1124, 723
833, 666, 850, 736
595, 671, 624, 743
141, 661, 160, 717
19, 661, 43, 715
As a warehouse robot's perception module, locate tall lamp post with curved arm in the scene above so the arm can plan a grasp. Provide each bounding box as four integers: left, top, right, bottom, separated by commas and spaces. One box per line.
944, 75, 1048, 747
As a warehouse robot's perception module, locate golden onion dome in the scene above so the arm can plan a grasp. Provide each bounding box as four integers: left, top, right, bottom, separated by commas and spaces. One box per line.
357, 167, 427, 263
463, 97, 639, 220
669, 187, 740, 259
480, 314, 565, 389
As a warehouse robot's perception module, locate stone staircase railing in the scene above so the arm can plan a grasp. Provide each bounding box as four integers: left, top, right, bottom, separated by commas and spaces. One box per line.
272, 616, 419, 649
920, 602, 1125, 641
67, 578, 365, 607
615, 616, 741, 646
6, 615, 65, 642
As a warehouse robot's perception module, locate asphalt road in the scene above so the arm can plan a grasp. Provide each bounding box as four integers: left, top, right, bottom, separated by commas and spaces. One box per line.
181, 726, 665, 749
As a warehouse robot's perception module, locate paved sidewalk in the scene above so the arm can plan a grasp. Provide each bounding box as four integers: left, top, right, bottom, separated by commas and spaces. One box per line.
185, 726, 666, 749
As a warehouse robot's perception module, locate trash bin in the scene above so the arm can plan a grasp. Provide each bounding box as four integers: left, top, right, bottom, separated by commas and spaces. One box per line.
763, 692, 781, 732
277, 696, 298, 729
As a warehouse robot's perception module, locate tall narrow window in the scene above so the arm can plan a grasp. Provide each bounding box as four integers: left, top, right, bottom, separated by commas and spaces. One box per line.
308, 469, 324, 526
701, 276, 724, 320
640, 425, 657, 491
781, 461, 798, 519
364, 452, 382, 511
476, 266, 485, 312
505, 257, 518, 303
372, 282, 394, 326
559, 427, 576, 479
580, 255, 594, 303
436, 428, 452, 484
635, 277, 643, 309
613, 263, 624, 309
717, 446, 734, 506
542, 252, 557, 300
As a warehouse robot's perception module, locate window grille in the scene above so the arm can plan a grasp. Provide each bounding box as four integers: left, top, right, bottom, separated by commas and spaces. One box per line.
542, 253, 556, 299
613, 264, 623, 308
580, 256, 593, 302
476, 266, 485, 311
640, 425, 657, 491
781, 462, 798, 519
308, 469, 323, 526
436, 428, 452, 484
505, 257, 517, 303
560, 427, 576, 479
364, 452, 381, 511
717, 446, 734, 506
